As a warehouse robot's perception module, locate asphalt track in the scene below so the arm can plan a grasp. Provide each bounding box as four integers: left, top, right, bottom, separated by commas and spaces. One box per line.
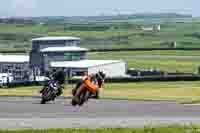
1, 97, 200, 129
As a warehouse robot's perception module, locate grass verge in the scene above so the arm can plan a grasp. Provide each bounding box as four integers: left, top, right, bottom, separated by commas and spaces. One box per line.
1, 81, 200, 103
0, 125, 199, 133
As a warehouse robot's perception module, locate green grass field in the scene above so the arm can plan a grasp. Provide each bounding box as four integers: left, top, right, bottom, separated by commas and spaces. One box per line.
1, 81, 200, 103
0, 125, 199, 133
1, 22, 200, 50
88, 51, 200, 73
101, 81, 200, 103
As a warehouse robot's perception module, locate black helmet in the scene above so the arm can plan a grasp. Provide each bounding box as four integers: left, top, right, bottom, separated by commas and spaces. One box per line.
52, 68, 56, 73
96, 70, 106, 80
45, 71, 50, 77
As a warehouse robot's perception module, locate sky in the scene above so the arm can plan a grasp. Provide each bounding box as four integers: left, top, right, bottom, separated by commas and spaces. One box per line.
0, 0, 198, 17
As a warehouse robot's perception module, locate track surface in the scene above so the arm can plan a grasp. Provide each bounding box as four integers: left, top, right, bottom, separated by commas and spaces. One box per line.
1, 97, 200, 129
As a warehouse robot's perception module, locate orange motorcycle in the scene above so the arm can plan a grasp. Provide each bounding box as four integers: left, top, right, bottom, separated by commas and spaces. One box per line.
71, 71, 105, 106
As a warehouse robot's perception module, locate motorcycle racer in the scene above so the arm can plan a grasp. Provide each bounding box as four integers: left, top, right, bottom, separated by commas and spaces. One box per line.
72, 71, 106, 103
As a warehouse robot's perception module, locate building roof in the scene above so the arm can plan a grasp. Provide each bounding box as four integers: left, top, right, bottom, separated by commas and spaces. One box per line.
40, 46, 88, 52
50, 60, 124, 68
31, 36, 80, 41
0, 55, 29, 63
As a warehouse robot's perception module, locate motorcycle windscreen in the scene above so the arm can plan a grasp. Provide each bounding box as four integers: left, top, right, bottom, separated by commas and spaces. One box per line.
84, 79, 97, 94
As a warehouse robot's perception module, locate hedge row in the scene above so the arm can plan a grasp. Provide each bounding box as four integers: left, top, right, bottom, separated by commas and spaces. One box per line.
89, 48, 200, 52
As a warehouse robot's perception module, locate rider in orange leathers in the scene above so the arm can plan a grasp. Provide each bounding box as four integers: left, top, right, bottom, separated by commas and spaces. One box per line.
73, 71, 106, 102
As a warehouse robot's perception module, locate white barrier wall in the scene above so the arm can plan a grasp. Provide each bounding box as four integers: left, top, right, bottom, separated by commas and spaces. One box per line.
88, 61, 127, 78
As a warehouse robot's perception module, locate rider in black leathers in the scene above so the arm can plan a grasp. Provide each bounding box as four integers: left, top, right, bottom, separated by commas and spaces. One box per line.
40, 68, 66, 97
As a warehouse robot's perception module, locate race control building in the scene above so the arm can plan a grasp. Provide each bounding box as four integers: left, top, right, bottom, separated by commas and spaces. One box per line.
30, 36, 127, 78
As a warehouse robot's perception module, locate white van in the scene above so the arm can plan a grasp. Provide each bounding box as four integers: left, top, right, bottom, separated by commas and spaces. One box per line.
0, 73, 14, 85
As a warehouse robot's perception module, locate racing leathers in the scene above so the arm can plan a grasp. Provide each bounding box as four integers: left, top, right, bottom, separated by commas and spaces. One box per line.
40, 69, 65, 97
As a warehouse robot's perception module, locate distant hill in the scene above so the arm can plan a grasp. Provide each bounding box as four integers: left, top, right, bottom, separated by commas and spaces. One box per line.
42, 13, 193, 24
0, 13, 192, 24
65, 13, 192, 20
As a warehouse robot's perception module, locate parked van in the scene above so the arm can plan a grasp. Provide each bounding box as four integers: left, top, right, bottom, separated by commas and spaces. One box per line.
0, 73, 14, 87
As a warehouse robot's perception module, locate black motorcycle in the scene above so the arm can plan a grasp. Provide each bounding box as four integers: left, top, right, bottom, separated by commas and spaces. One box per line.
40, 80, 58, 104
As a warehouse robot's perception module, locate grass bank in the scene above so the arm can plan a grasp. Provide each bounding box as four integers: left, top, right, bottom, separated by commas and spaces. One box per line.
1, 81, 200, 103
0, 125, 199, 133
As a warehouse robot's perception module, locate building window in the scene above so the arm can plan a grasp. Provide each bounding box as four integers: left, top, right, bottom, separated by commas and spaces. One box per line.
65, 40, 79, 47
64, 53, 72, 61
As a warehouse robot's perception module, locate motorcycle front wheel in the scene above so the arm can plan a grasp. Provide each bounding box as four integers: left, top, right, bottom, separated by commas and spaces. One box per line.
40, 98, 46, 104
71, 96, 78, 106
78, 90, 90, 106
